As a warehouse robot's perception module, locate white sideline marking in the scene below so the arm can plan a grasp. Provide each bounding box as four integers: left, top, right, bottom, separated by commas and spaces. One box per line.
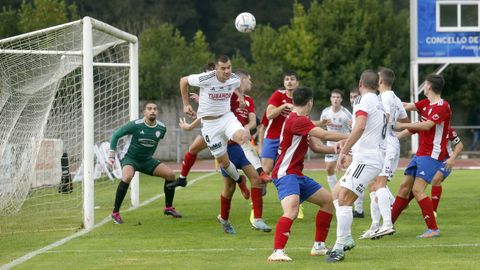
43, 243, 480, 254
0, 172, 216, 270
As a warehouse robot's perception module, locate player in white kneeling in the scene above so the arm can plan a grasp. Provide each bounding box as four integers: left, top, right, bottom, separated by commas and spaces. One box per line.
326, 70, 386, 263
361, 67, 409, 239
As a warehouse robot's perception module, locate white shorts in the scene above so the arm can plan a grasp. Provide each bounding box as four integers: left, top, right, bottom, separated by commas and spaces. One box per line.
324, 153, 338, 163
378, 149, 400, 181
339, 161, 382, 197
201, 112, 244, 158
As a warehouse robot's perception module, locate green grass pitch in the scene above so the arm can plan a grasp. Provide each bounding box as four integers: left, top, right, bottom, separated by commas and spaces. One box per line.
2, 170, 480, 269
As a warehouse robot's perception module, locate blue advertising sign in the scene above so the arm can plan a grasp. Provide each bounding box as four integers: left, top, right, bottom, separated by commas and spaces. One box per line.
418, 0, 480, 58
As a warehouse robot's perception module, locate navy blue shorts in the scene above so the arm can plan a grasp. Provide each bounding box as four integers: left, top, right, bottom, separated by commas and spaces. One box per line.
273, 174, 322, 203
221, 143, 251, 177
404, 155, 443, 184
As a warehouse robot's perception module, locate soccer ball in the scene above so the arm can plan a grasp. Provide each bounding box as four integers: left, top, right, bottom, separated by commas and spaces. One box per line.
235, 12, 256, 33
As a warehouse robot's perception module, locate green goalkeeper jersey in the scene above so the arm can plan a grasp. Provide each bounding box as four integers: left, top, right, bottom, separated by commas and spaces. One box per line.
110, 118, 167, 160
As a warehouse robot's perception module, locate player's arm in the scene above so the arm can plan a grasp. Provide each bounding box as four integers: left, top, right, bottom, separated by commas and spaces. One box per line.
257, 124, 265, 154
234, 89, 246, 108
396, 129, 413, 140
396, 120, 435, 131
109, 123, 132, 151
339, 114, 366, 155
179, 117, 201, 131
445, 134, 464, 170
244, 112, 257, 132
335, 114, 366, 169
266, 103, 292, 120
308, 127, 349, 142
108, 122, 133, 166
309, 136, 335, 154
312, 118, 328, 127
398, 116, 410, 123
403, 102, 417, 111
180, 76, 196, 118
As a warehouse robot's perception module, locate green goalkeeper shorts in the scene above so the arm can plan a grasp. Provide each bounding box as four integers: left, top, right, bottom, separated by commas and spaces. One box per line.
120, 155, 161, 175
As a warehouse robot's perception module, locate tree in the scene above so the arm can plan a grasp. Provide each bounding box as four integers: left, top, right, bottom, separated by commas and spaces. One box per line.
18, 0, 78, 33
249, 0, 410, 107
0, 6, 19, 38
139, 24, 213, 100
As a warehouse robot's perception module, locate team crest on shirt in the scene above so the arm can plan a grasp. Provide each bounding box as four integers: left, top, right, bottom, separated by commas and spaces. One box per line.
155, 131, 161, 138
432, 114, 439, 120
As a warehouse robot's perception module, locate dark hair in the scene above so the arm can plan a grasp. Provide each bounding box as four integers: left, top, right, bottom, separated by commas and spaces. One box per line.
234, 69, 250, 78
204, 62, 215, 72
215, 55, 230, 64
350, 87, 359, 94
331, 88, 344, 98
425, 74, 444, 94
283, 70, 298, 79
293, 87, 313, 106
378, 67, 395, 87
143, 100, 157, 110
360, 69, 379, 90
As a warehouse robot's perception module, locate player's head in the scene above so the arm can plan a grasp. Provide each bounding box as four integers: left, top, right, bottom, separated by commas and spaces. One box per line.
143, 100, 158, 122
235, 69, 252, 93
359, 69, 379, 93
293, 87, 313, 114
283, 71, 298, 91
349, 87, 360, 106
330, 89, 343, 107
378, 67, 395, 89
204, 62, 215, 72
215, 55, 232, 83
424, 74, 444, 95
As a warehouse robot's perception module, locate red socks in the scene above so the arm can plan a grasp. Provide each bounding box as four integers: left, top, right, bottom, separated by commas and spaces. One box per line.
251, 187, 263, 219
418, 197, 438, 230
391, 196, 410, 224
181, 152, 197, 177
220, 195, 231, 220
431, 186, 442, 212
315, 210, 332, 242
274, 217, 293, 249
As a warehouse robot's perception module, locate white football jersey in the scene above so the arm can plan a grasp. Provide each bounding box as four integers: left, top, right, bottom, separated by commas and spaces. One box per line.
352, 92, 386, 166
188, 71, 241, 118
320, 106, 352, 146
380, 90, 408, 151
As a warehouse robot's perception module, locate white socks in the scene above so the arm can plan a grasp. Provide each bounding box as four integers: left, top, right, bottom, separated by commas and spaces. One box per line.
354, 192, 364, 213
377, 187, 393, 227
327, 175, 337, 190
223, 161, 240, 181
333, 205, 353, 251
370, 192, 380, 229
241, 142, 262, 169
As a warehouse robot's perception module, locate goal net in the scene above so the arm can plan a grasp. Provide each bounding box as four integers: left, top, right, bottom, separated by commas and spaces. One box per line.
0, 17, 138, 254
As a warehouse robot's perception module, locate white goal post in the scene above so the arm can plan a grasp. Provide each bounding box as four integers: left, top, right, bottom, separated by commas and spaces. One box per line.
0, 17, 139, 230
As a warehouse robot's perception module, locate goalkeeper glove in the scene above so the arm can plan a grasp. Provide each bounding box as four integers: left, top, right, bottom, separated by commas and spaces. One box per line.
107, 150, 116, 170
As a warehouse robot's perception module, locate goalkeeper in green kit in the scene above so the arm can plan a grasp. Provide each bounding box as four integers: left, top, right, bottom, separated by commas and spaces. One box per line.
108, 101, 182, 224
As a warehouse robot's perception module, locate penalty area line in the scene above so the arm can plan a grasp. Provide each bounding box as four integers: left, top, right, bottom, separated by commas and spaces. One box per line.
0, 172, 216, 270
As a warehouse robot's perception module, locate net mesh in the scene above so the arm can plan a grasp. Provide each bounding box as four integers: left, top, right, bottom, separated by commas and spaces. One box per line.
0, 20, 132, 250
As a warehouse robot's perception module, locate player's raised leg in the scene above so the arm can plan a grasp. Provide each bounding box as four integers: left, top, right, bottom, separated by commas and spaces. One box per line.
167, 135, 207, 189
